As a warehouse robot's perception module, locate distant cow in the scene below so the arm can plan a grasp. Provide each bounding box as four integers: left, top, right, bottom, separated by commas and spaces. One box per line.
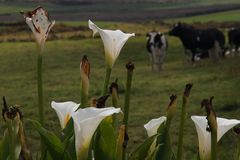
228, 27, 240, 55
168, 22, 225, 63
146, 32, 168, 71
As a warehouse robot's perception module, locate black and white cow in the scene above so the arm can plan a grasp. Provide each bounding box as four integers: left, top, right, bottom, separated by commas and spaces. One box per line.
168, 22, 225, 63
146, 32, 168, 71
227, 27, 240, 55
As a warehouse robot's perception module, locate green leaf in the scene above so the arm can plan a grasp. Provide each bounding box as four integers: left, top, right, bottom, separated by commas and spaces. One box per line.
62, 119, 75, 160
6, 116, 22, 160
28, 119, 71, 160
146, 144, 160, 160
62, 118, 74, 140
155, 122, 174, 160
129, 134, 159, 160
0, 129, 10, 160
94, 119, 117, 160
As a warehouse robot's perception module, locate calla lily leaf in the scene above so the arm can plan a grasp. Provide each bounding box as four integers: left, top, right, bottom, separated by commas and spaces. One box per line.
129, 134, 160, 160
0, 130, 10, 160
28, 119, 71, 160
94, 119, 117, 160
155, 123, 173, 160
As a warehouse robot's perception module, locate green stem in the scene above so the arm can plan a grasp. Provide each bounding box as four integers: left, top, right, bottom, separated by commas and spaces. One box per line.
177, 97, 187, 160
7, 120, 15, 160
112, 88, 118, 130
102, 67, 112, 96
37, 45, 45, 157
37, 48, 43, 125
122, 69, 133, 128
122, 68, 134, 160
237, 137, 240, 160
211, 127, 217, 160
165, 117, 172, 133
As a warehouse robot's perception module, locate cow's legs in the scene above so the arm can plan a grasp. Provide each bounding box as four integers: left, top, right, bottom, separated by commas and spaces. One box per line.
209, 41, 221, 62
148, 53, 153, 70
152, 49, 165, 72
191, 49, 197, 63
184, 49, 192, 63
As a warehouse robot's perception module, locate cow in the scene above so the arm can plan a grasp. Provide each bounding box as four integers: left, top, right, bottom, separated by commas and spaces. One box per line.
168, 22, 225, 63
228, 27, 240, 55
146, 31, 168, 71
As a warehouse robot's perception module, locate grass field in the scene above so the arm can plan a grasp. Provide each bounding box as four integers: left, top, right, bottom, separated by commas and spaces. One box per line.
167, 9, 240, 23
0, 5, 240, 160
0, 23, 240, 159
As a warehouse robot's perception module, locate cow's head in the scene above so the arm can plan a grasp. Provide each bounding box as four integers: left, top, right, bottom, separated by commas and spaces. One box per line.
146, 32, 163, 53
168, 22, 183, 37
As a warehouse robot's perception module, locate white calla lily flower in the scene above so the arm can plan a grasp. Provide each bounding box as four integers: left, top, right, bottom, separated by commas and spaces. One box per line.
88, 20, 135, 68
72, 107, 121, 160
51, 101, 79, 129
23, 7, 55, 47
144, 116, 167, 137
191, 116, 240, 160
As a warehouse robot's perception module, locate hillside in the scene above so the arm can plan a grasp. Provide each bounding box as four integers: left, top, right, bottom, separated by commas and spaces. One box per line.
1, 0, 240, 22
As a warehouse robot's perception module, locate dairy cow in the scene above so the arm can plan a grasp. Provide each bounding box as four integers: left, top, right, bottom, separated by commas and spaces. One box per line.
146, 31, 168, 71
228, 27, 240, 55
169, 22, 225, 63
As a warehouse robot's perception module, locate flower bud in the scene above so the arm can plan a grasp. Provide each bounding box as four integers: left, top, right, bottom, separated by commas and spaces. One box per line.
80, 55, 90, 107
166, 95, 177, 119
183, 83, 193, 97
126, 61, 135, 71
201, 96, 217, 132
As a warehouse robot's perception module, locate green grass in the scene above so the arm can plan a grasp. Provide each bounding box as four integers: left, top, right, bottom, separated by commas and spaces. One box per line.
0, 6, 240, 159
0, 30, 240, 159
166, 9, 240, 23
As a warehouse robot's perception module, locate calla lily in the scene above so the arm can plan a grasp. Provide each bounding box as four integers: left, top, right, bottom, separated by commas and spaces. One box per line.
51, 101, 79, 129
72, 107, 121, 160
144, 116, 167, 137
191, 116, 240, 160
88, 20, 135, 68
22, 7, 55, 47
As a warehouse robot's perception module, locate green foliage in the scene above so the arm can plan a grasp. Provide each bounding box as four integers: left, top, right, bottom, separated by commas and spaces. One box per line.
28, 119, 71, 160
0, 130, 10, 160
130, 134, 159, 160
0, 20, 239, 159
0, 117, 22, 160
94, 119, 117, 160
155, 124, 173, 160
6, 117, 22, 160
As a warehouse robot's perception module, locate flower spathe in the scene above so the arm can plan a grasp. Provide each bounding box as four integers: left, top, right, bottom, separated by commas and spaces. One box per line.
51, 101, 79, 129
72, 107, 122, 160
191, 116, 240, 160
22, 7, 55, 47
88, 20, 135, 68
144, 116, 167, 137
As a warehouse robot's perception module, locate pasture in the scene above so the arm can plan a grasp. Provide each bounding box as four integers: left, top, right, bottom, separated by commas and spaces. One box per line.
0, 6, 240, 160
